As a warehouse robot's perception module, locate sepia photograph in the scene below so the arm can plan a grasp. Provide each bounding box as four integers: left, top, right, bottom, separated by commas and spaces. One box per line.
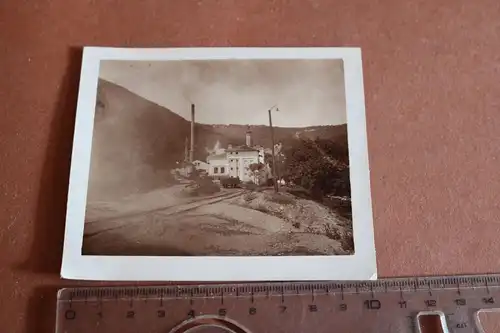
61, 47, 375, 281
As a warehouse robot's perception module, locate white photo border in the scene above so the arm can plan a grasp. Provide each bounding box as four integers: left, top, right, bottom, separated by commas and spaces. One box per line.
61, 47, 377, 281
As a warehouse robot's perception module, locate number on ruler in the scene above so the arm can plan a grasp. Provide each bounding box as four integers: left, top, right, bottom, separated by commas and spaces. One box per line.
425, 300, 437, 307
364, 300, 381, 310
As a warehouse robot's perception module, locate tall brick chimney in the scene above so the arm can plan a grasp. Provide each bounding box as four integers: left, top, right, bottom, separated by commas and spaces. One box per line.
245, 126, 252, 147
190, 104, 195, 162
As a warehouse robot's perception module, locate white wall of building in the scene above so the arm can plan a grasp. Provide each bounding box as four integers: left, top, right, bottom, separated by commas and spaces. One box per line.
193, 160, 210, 172
207, 147, 269, 184
207, 157, 229, 177
227, 150, 260, 182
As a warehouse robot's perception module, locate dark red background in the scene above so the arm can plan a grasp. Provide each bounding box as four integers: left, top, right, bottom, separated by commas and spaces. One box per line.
1, 1, 500, 331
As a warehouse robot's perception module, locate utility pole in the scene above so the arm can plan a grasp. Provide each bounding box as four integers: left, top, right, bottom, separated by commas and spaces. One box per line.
268, 106, 279, 193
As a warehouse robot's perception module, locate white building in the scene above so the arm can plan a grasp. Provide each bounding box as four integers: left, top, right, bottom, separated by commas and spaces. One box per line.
226, 146, 260, 181
192, 160, 210, 172
206, 128, 269, 184
206, 153, 229, 178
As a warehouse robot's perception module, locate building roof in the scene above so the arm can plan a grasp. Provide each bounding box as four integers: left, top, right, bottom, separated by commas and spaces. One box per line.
226, 145, 259, 152
206, 153, 227, 160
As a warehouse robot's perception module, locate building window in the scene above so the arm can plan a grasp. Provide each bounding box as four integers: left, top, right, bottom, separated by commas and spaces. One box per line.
220, 167, 225, 173
214, 167, 219, 174
230, 167, 233, 170
235, 152, 239, 155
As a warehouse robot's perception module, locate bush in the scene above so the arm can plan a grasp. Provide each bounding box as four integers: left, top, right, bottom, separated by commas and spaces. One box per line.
284, 138, 351, 199
323, 196, 352, 219
183, 178, 221, 197
286, 187, 311, 200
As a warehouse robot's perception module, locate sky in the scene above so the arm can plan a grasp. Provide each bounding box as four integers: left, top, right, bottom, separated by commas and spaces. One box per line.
99, 59, 347, 127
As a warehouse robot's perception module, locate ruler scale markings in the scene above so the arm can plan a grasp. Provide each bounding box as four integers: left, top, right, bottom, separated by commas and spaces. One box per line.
100, 288, 106, 299
222, 285, 231, 294
56, 275, 500, 333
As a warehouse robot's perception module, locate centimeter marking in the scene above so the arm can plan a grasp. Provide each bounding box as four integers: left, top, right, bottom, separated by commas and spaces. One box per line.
60, 274, 500, 301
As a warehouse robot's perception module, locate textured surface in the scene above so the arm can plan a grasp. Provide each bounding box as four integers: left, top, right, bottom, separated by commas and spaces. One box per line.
1, 0, 500, 332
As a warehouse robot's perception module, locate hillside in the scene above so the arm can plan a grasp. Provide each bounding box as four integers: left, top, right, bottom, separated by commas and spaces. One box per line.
88, 79, 190, 202
87, 79, 348, 202
204, 123, 347, 153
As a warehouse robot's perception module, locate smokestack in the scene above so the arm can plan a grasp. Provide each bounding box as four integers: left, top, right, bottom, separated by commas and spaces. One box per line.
190, 104, 195, 162
184, 137, 189, 162
245, 125, 252, 147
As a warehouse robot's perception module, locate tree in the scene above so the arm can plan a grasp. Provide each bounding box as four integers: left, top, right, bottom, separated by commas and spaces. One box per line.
264, 152, 286, 182
283, 137, 350, 199
248, 162, 266, 184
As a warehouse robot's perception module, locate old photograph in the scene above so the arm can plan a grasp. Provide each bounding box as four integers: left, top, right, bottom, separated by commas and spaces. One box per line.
61, 47, 375, 281
83, 58, 353, 257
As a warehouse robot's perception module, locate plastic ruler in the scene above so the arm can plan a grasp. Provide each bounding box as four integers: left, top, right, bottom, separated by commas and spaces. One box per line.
55, 274, 500, 332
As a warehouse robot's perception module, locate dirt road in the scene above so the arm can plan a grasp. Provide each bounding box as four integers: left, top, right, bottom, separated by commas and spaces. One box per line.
84, 187, 245, 237
82, 186, 348, 256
